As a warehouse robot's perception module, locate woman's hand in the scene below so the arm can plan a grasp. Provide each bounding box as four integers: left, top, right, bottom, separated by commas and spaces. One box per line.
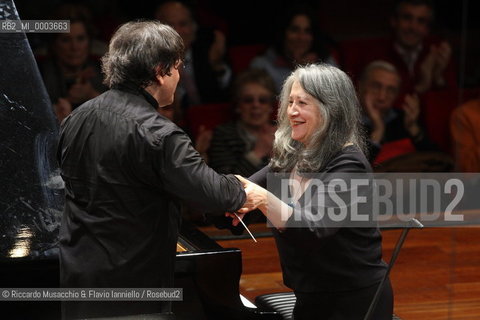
235, 175, 268, 214
234, 175, 293, 230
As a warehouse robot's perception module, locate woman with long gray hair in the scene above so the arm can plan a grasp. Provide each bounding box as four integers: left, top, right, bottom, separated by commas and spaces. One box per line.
231, 63, 393, 319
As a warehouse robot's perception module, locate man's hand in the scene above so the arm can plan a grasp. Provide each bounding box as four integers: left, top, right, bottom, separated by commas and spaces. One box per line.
416, 47, 436, 94
363, 92, 385, 144
416, 42, 451, 93
403, 93, 421, 137
235, 175, 294, 230
432, 41, 451, 87
235, 175, 268, 214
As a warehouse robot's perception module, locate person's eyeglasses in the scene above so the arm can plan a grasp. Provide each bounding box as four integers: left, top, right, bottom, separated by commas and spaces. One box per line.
181, 58, 191, 70
175, 59, 188, 71
239, 95, 272, 104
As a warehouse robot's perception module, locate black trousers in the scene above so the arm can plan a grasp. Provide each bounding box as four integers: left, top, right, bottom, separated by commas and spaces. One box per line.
292, 279, 393, 320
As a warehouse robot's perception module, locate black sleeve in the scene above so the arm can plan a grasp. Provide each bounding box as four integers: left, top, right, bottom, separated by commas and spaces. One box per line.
211, 165, 271, 234
248, 165, 270, 187
159, 132, 246, 215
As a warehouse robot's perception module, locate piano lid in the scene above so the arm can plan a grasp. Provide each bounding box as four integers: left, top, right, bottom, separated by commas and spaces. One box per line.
0, 0, 63, 261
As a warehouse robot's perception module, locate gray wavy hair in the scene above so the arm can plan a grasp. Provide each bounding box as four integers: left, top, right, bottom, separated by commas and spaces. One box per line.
102, 20, 184, 88
270, 63, 366, 173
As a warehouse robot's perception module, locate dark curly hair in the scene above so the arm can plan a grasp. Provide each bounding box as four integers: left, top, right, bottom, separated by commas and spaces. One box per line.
101, 20, 184, 88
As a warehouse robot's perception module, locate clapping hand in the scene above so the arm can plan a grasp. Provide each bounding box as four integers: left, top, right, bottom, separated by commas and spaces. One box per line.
363, 92, 385, 144
209, 30, 227, 73
432, 41, 451, 87
416, 41, 452, 93
402, 93, 421, 137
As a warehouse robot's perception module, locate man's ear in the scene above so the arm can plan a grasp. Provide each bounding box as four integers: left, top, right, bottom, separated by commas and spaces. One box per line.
155, 66, 165, 86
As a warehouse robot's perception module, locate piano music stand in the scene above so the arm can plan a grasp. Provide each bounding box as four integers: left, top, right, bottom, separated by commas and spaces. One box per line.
363, 218, 424, 320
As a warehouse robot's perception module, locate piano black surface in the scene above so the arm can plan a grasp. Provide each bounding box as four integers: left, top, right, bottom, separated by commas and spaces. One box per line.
0, 220, 282, 320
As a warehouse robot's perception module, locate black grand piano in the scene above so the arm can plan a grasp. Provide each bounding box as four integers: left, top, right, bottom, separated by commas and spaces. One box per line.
1, 220, 280, 320
0, 1, 280, 319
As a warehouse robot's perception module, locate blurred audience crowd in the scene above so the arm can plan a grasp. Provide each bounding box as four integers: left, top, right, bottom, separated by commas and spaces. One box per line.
24, 0, 480, 183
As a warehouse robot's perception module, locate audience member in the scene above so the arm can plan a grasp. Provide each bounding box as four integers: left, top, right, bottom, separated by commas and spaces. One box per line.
450, 97, 480, 172
391, 0, 455, 94
154, 0, 232, 116
250, 3, 338, 93
343, 0, 457, 109
358, 60, 438, 163
205, 68, 277, 177
38, 3, 107, 122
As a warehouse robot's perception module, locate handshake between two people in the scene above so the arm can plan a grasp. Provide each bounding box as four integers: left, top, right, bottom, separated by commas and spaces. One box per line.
226, 175, 292, 230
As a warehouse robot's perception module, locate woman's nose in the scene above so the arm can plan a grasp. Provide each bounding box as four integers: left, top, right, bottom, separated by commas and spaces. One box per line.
288, 105, 299, 117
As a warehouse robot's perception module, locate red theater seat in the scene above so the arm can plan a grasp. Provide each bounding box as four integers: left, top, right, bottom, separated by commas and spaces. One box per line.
373, 138, 416, 166
421, 87, 479, 155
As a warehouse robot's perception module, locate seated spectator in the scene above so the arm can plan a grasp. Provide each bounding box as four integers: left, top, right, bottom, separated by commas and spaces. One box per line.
342, 0, 457, 108
450, 97, 480, 172
38, 3, 107, 122
154, 0, 232, 116
191, 68, 276, 226
390, 0, 455, 94
204, 68, 277, 177
358, 60, 438, 164
250, 3, 338, 93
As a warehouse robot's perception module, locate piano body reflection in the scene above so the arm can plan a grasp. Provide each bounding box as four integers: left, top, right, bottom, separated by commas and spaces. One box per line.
0, 1, 279, 319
